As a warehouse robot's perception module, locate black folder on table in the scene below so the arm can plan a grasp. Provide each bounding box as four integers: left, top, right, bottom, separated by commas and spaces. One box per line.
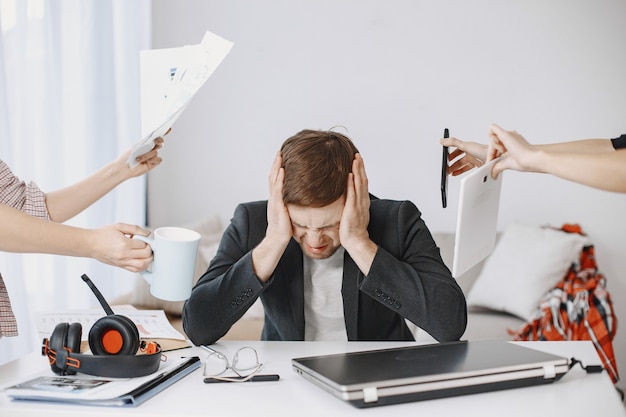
292, 340, 570, 408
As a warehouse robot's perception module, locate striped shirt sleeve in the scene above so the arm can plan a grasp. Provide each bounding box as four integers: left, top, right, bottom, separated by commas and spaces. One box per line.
1, 159, 51, 337
0, 159, 50, 219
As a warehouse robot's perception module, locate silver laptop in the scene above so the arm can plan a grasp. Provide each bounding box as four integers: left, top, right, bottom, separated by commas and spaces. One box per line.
452, 157, 503, 277
292, 340, 570, 408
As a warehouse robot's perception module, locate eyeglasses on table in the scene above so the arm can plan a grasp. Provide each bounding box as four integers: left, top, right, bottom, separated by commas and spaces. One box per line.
202, 346, 263, 382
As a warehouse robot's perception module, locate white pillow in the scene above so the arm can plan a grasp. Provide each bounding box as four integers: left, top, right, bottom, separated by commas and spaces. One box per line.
466, 222, 589, 321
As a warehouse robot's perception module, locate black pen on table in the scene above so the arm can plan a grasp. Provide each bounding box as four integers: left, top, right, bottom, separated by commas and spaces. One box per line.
203, 374, 280, 383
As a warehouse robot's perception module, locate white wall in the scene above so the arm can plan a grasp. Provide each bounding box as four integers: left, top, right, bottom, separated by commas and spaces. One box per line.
150, 0, 626, 391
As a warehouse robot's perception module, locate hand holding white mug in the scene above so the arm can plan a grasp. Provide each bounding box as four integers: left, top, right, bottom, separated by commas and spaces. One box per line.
133, 227, 201, 301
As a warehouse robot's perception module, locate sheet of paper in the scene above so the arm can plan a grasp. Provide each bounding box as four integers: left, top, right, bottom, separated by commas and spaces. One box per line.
128, 30, 234, 167
35, 307, 186, 342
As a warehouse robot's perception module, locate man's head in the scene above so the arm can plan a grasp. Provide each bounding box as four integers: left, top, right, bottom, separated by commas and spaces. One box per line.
281, 129, 359, 207
280, 129, 359, 259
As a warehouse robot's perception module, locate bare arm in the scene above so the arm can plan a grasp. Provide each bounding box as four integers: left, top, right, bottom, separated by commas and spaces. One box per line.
45, 138, 164, 222
440, 131, 615, 177
516, 149, 626, 193
537, 138, 614, 153
0, 204, 153, 272
488, 124, 625, 192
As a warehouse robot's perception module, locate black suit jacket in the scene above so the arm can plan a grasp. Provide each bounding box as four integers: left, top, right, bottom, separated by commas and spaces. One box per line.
183, 198, 467, 345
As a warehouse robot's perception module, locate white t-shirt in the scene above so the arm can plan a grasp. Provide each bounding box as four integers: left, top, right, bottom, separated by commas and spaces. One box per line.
303, 247, 347, 341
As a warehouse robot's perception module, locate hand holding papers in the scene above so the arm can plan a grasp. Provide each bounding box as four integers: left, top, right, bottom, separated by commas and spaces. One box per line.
128, 30, 234, 167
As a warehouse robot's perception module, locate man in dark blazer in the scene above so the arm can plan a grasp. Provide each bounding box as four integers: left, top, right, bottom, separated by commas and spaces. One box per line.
183, 129, 467, 346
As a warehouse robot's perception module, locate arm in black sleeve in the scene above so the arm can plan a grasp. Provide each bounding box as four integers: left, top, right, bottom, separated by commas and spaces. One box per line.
360, 200, 467, 342
182, 202, 268, 346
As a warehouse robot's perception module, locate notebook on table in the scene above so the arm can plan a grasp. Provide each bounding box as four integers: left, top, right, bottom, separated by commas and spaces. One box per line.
292, 339, 570, 408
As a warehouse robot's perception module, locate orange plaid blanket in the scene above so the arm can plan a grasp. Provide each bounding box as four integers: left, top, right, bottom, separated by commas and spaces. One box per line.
510, 225, 619, 383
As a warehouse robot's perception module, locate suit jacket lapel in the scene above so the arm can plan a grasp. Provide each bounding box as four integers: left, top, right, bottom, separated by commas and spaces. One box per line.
342, 251, 362, 340
280, 243, 362, 340
280, 239, 305, 339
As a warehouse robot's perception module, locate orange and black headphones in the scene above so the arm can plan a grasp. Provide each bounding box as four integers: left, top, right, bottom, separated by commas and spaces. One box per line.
41, 274, 162, 378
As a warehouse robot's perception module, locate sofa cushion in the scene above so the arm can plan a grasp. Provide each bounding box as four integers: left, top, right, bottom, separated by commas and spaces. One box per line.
462, 308, 524, 340
466, 222, 589, 321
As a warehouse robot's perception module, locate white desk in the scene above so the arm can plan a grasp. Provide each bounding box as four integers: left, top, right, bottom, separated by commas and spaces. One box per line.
0, 340, 623, 416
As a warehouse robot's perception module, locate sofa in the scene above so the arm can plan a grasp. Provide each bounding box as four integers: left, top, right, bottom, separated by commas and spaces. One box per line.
123, 215, 591, 344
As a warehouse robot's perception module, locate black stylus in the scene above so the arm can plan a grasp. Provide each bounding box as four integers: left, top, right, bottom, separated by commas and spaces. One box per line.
441, 128, 449, 208
203, 374, 280, 383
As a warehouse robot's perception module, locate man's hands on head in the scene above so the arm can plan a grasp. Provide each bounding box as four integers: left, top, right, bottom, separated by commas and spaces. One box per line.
339, 154, 370, 249
252, 151, 378, 280
252, 152, 293, 282
266, 151, 294, 247
339, 153, 378, 275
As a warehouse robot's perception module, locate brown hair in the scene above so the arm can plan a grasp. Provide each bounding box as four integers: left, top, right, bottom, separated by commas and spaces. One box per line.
281, 129, 359, 207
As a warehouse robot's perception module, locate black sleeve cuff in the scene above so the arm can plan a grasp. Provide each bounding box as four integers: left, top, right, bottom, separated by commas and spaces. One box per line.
611, 134, 626, 149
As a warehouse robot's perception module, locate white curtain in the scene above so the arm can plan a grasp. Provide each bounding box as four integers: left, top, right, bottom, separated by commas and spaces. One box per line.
0, 0, 151, 364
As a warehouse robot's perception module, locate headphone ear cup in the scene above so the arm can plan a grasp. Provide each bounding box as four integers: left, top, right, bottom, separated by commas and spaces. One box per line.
47, 322, 82, 375
48, 323, 69, 375
88, 315, 140, 356
115, 314, 140, 353
64, 322, 82, 375
66, 322, 82, 353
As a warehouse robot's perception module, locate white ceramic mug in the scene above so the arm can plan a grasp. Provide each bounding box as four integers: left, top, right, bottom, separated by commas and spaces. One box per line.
133, 227, 201, 301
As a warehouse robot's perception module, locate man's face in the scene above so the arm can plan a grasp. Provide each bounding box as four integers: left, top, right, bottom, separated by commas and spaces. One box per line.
287, 197, 344, 260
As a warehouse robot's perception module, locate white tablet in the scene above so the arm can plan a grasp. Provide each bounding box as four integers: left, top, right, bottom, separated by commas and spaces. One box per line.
452, 158, 503, 277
